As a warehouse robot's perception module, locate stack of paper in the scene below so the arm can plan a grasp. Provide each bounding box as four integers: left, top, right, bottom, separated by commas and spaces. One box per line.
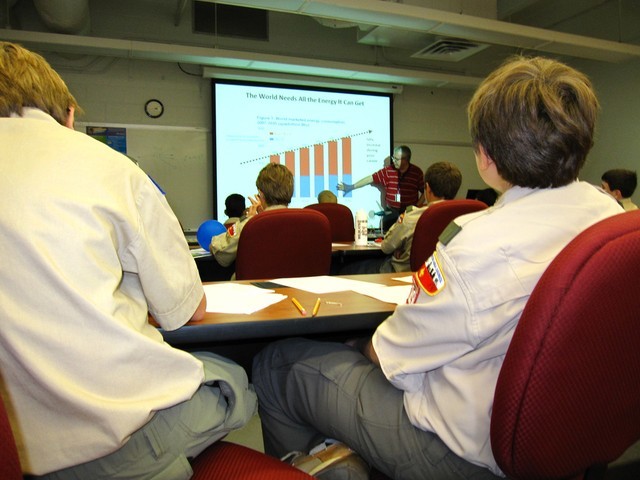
203, 283, 286, 314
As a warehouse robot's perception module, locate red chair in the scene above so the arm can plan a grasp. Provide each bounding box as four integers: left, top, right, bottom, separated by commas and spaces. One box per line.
491, 210, 640, 479
305, 203, 355, 242
0, 394, 311, 480
191, 441, 312, 480
409, 199, 487, 271
0, 394, 21, 480
235, 208, 332, 280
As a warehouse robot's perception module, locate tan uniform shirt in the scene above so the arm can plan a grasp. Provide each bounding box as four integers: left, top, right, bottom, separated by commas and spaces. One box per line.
373, 182, 623, 475
0, 109, 205, 474
380, 201, 444, 272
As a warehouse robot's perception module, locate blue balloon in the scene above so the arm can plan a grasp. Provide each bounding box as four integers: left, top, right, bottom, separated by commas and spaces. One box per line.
197, 220, 226, 250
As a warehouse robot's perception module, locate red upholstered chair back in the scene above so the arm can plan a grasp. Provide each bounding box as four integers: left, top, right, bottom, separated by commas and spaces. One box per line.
191, 441, 313, 480
409, 199, 487, 271
491, 210, 640, 480
305, 203, 355, 242
235, 208, 332, 280
0, 394, 22, 480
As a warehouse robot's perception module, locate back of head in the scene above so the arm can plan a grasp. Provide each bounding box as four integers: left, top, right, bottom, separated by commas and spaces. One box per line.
468, 55, 598, 188
425, 162, 462, 199
0, 42, 80, 125
256, 163, 294, 206
225, 193, 246, 217
317, 190, 337, 203
601, 169, 637, 198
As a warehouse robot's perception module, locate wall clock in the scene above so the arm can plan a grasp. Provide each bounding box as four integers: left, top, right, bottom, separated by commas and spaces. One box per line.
144, 99, 164, 118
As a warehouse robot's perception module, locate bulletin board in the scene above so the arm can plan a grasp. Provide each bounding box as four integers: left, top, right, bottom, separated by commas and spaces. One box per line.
79, 123, 213, 231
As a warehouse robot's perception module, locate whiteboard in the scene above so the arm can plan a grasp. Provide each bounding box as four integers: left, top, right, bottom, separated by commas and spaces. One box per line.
78, 123, 213, 231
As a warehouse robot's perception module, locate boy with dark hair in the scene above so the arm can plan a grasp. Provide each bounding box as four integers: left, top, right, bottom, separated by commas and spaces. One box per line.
601, 168, 638, 211
223, 193, 246, 229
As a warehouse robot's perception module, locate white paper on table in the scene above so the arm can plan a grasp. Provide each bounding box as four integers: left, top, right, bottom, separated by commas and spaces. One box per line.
273, 275, 412, 304
393, 275, 413, 283
273, 275, 388, 294
203, 283, 287, 314
349, 283, 412, 305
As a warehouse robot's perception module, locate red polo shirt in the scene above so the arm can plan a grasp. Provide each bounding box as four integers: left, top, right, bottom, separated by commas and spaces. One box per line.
372, 163, 424, 209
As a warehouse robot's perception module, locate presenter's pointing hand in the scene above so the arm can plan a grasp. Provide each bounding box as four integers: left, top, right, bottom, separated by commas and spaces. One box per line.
337, 182, 353, 193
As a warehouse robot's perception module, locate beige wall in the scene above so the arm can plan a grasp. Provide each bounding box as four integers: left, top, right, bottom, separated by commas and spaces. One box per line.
51, 52, 640, 228
579, 58, 640, 207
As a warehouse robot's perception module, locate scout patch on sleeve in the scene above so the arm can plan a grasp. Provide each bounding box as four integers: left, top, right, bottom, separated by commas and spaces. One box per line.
228, 223, 237, 237
438, 221, 461, 246
414, 253, 446, 296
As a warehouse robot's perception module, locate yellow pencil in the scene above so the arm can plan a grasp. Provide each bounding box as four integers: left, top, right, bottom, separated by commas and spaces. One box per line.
291, 297, 307, 316
312, 297, 321, 317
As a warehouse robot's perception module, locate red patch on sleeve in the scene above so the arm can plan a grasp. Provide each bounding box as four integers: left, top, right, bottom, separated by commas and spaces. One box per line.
414, 253, 446, 297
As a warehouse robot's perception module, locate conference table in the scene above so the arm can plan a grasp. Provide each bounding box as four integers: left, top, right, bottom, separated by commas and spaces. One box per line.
160, 272, 409, 347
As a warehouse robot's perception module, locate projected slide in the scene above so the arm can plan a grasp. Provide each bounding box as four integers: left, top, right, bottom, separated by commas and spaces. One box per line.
213, 81, 392, 227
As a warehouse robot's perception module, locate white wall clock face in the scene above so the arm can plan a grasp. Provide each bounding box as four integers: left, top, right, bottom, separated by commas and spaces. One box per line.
144, 99, 164, 118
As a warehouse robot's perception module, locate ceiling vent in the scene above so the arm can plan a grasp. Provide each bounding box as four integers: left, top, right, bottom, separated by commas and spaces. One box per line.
411, 38, 489, 62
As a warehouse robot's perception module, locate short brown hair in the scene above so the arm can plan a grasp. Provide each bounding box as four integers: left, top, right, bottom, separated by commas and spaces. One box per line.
0, 42, 81, 125
256, 163, 294, 206
425, 162, 462, 200
468, 56, 599, 188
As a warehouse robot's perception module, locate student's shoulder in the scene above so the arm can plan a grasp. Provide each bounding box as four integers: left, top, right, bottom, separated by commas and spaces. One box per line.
404, 205, 429, 222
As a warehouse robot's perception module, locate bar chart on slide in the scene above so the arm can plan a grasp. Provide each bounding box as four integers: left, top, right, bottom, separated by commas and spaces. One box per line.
245, 132, 377, 201
270, 136, 353, 201
214, 81, 392, 223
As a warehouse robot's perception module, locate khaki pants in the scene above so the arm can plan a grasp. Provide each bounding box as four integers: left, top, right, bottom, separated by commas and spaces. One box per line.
252, 338, 501, 480
31, 352, 257, 480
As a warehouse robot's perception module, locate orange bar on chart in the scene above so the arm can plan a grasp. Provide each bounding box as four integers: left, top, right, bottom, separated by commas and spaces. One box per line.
314, 143, 325, 196
300, 147, 310, 197
285, 150, 295, 175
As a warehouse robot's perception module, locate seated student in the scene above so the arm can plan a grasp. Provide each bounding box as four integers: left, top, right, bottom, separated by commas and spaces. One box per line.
211, 163, 293, 267
601, 168, 638, 211
223, 193, 247, 229
317, 189, 337, 203
0, 42, 256, 479
341, 161, 462, 274
251, 56, 623, 480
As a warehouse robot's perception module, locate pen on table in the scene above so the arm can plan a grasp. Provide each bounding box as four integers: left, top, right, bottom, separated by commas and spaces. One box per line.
312, 297, 321, 317
325, 301, 342, 306
291, 297, 307, 316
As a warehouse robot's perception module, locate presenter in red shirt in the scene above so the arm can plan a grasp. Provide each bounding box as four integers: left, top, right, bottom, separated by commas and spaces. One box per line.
338, 145, 424, 230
